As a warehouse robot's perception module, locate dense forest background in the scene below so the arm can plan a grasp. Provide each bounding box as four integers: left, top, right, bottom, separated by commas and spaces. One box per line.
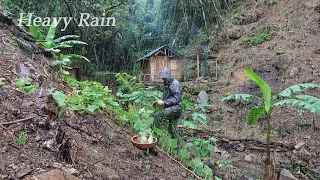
1, 0, 233, 78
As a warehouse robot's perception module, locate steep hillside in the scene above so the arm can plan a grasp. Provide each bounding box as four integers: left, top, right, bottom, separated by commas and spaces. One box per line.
201, 0, 320, 178
0, 15, 185, 180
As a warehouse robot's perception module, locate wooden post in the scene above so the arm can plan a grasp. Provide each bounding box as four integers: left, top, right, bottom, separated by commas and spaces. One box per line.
197, 53, 200, 82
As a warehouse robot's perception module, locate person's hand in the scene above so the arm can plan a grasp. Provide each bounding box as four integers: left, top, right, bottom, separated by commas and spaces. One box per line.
153, 99, 164, 107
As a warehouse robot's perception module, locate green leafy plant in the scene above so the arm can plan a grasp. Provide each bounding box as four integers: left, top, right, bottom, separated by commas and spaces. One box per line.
0, 78, 5, 85
182, 98, 194, 112
186, 137, 217, 157
109, 130, 115, 139
145, 164, 151, 171
182, 100, 211, 129
192, 112, 208, 125
91, 145, 97, 153
15, 78, 38, 94
185, 157, 213, 179
114, 73, 162, 136
50, 76, 118, 116
194, 102, 211, 112
133, 108, 154, 134
231, 13, 242, 21
14, 131, 28, 145
182, 120, 197, 129
115, 73, 161, 109
276, 48, 285, 55
216, 160, 233, 169
244, 26, 277, 45
265, 0, 279, 5
220, 67, 320, 179
155, 127, 216, 179
35, 20, 89, 75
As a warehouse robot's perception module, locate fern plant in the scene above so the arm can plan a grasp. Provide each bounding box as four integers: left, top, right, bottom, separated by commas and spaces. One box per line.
220, 67, 320, 179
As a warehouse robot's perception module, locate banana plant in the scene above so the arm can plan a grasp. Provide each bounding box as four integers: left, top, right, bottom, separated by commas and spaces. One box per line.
30, 20, 89, 75
220, 67, 320, 179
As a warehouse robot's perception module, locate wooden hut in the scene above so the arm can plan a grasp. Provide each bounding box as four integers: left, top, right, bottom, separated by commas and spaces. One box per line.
137, 45, 184, 82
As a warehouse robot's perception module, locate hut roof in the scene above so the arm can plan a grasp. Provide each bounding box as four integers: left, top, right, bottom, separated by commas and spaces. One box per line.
137, 45, 184, 62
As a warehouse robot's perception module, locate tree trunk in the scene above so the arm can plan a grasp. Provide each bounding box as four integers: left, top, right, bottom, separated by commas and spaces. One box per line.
264, 114, 275, 180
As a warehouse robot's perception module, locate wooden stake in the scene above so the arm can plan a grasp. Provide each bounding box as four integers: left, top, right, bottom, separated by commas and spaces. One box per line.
197, 53, 200, 82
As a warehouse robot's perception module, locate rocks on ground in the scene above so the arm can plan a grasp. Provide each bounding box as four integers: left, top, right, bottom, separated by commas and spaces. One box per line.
197, 90, 209, 104
279, 169, 299, 180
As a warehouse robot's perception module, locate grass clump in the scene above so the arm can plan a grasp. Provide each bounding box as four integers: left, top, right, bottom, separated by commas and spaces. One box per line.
244, 26, 278, 45
276, 49, 285, 55
265, 0, 279, 5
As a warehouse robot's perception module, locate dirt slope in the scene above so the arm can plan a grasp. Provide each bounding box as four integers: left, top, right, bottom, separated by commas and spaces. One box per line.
0, 17, 185, 180
201, 0, 320, 179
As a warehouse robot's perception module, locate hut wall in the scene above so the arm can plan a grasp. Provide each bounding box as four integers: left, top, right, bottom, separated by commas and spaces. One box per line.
141, 60, 151, 81
168, 57, 182, 81
150, 56, 168, 82
149, 56, 182, 82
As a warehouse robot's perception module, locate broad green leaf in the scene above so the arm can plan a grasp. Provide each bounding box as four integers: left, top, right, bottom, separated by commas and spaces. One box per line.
185, 142, 193, 148
165, 138, 178, 150
208, 144, 216, 151
220, 94, 259, 102
203, 164, 213, 177
274, 99, 320, 115
42, 20, 58, 48
47, 48, 60, 53
293, 95, 320, 105
66, 54, 90, 62
246, 106, 265, 125
50, 90, 67, 107
182, 98, 194, 112
209, 137, 217, 143
52, 44, 73, 49
29, 25, 44, 40
245, 67, 271, 113
22, 84, 39, 94
56, 40, 87, 47
177, 148, 191, 160
67, 95, 79, 104
87, 105, 98, 113
195, 166, 205, 177
54, 35, 80, 43
201, 147, 210, 157
15, 78, 32, 87
188, 157, 203, 169
0, 78, 5, 85
276, 83, 320, 98
195, 146, 201, 156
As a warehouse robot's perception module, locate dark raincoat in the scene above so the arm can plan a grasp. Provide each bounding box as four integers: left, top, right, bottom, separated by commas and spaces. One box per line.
158, 68, 183, 116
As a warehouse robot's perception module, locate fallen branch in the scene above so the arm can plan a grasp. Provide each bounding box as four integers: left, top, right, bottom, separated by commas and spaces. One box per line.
155, 146, 204, 180
0, 115, 37, 125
